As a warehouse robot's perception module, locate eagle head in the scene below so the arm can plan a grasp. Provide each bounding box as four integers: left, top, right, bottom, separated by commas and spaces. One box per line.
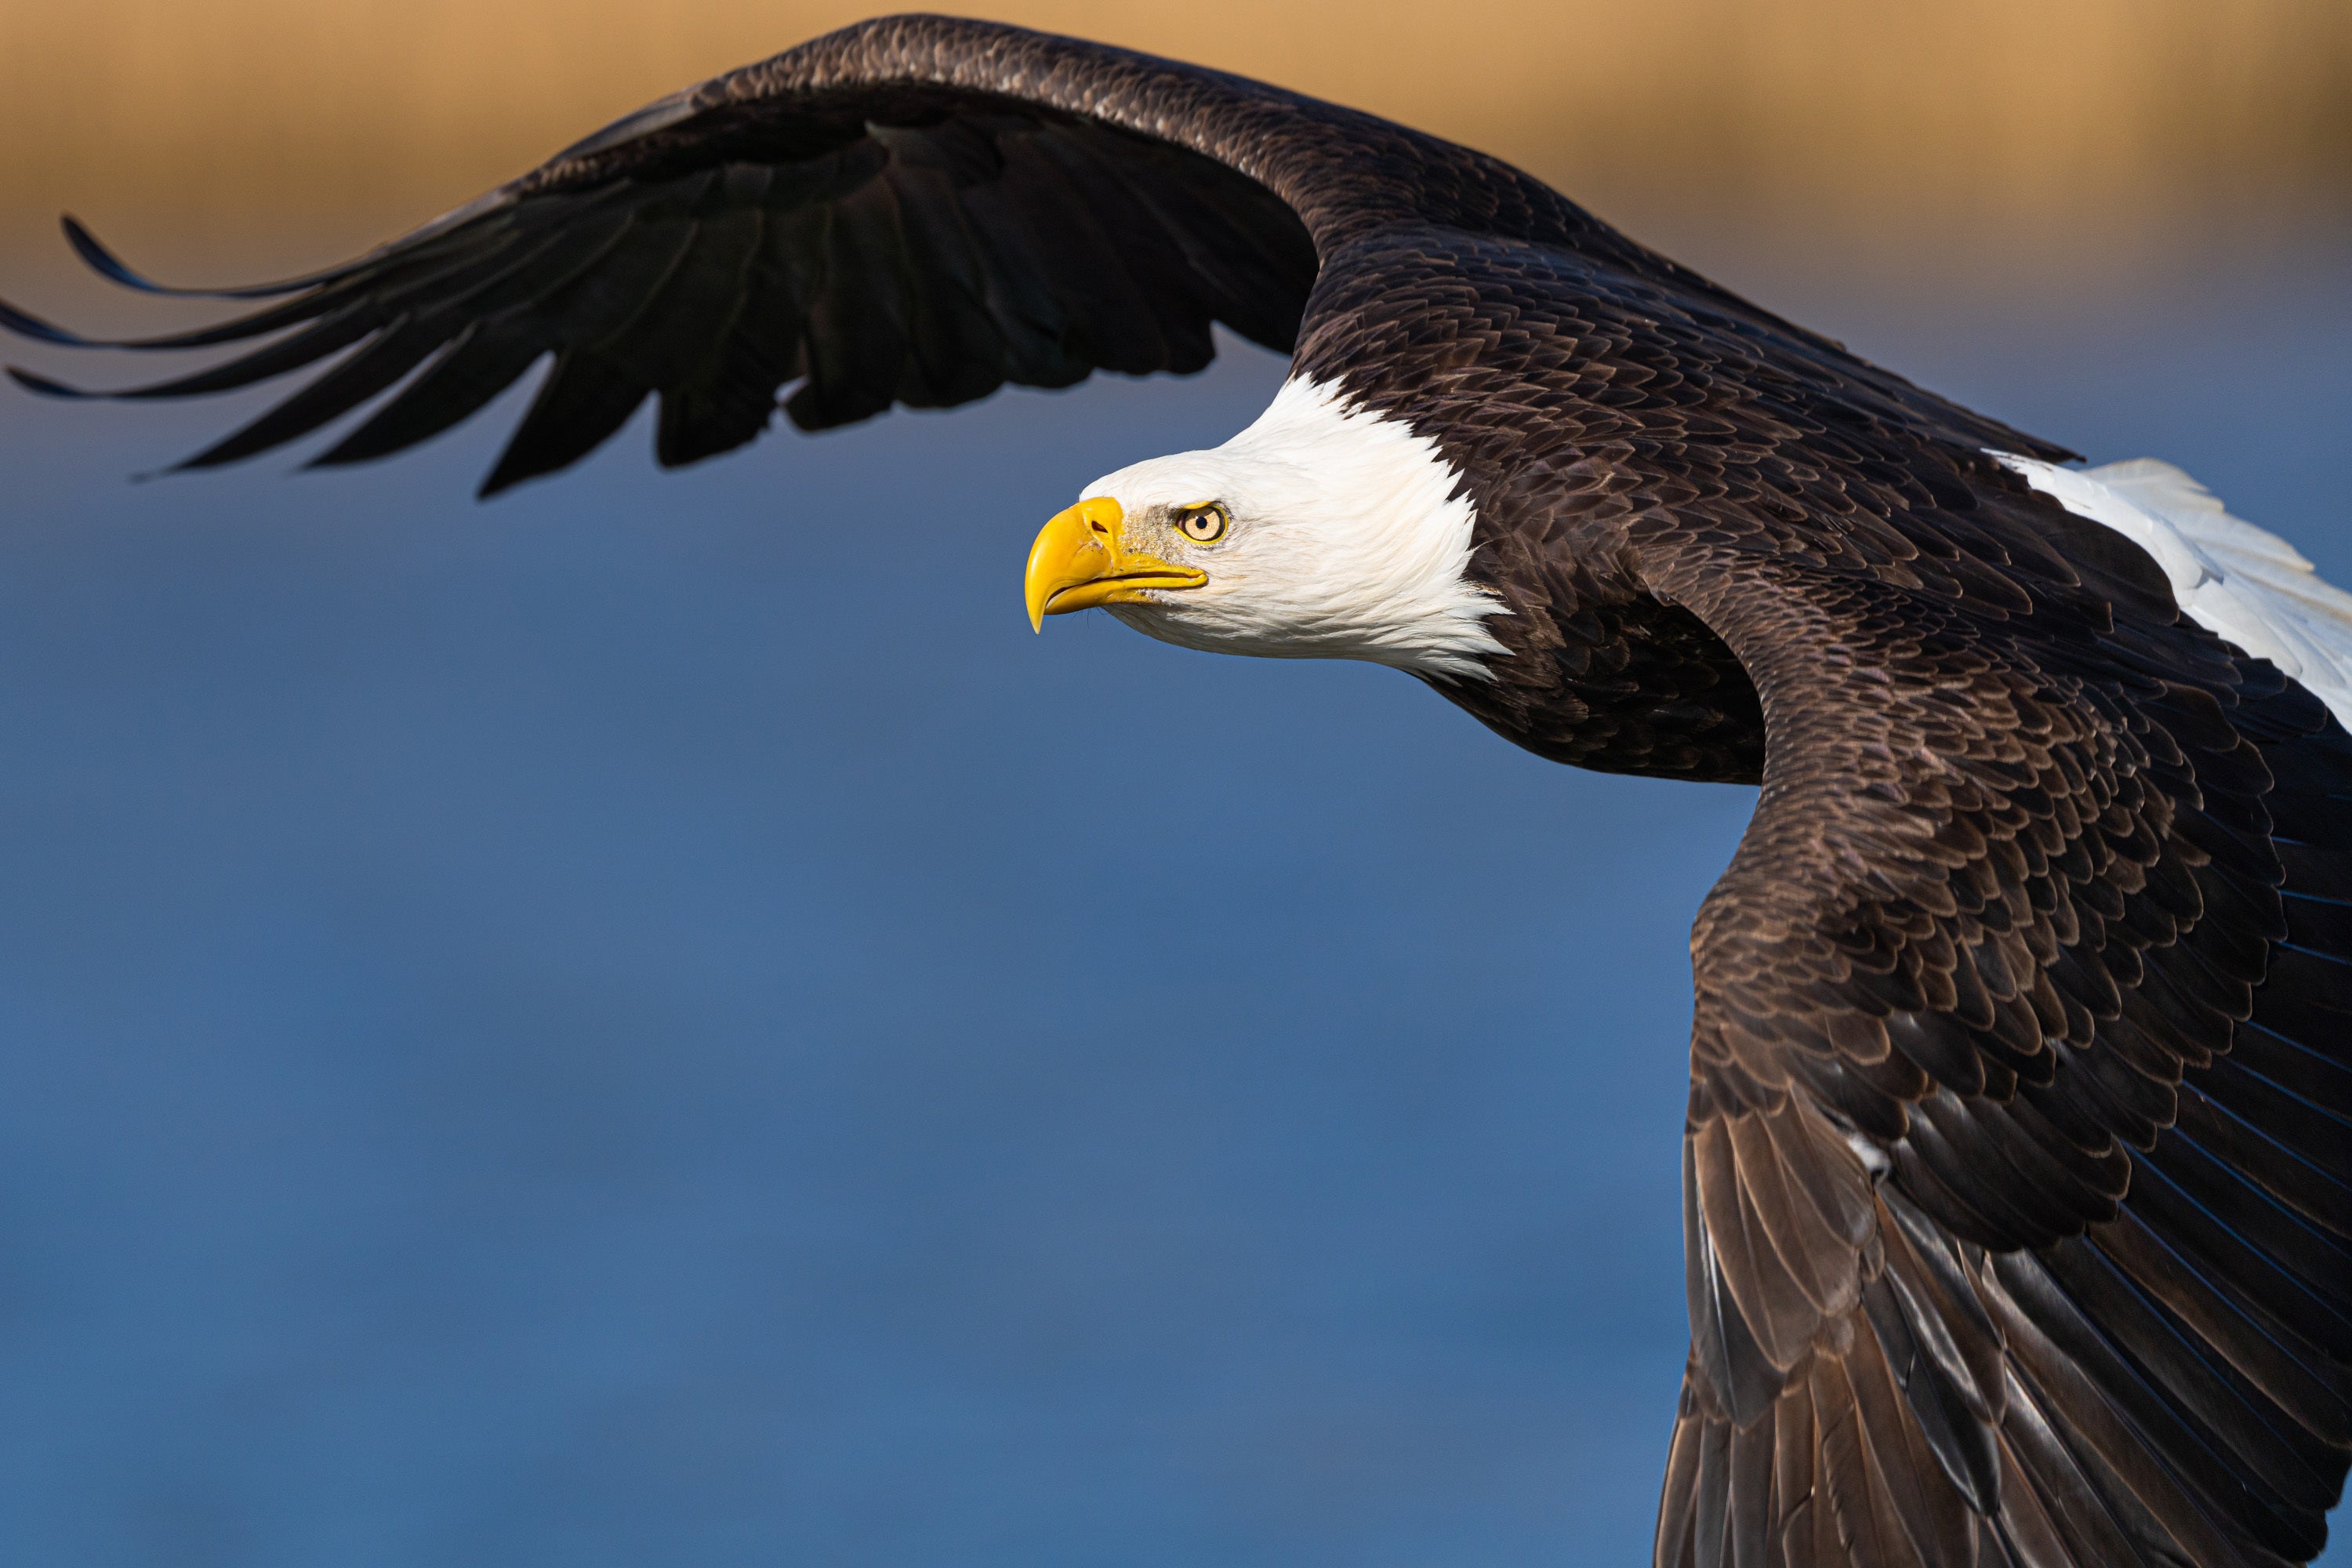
1021, 378, 1512, 681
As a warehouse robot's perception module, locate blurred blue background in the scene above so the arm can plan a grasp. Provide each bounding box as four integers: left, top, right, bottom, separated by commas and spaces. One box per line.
0, 220, 2347, 1565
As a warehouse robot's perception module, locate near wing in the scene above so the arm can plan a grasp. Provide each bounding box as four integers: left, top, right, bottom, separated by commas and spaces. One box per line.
1646, 478, 2352, 1564
0, 16, 1324, 495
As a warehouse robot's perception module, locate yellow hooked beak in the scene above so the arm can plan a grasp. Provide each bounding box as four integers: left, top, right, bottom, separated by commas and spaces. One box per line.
1023, 496, 1208, 631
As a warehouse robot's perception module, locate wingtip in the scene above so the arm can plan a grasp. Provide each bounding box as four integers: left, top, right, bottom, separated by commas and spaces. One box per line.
0, 292, 85, 347
475, 450, 547, 500
0, 271, 330, 354
60, 213, 165, 293
5, 364, 90, 398
299, 446, 376, 475
58, 211, 338, 300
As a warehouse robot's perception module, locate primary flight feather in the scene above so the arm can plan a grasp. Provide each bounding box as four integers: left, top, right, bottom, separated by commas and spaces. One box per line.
9, 16, 2352, 1565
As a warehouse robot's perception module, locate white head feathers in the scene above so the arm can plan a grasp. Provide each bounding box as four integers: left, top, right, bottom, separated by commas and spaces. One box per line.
1080, 376, 1511, 681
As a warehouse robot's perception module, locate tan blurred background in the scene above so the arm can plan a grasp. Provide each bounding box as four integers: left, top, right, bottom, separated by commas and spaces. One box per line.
2, 0, 2347, 276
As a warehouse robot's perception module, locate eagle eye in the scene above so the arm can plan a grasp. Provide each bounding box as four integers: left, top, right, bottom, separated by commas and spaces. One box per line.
1174, 502, 1230, 544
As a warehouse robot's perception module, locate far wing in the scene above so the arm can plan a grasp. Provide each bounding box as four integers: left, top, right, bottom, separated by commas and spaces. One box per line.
0, 17, 1325, 495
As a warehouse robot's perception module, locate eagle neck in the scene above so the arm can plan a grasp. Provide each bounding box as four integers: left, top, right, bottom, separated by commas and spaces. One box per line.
1300, 368, 1765, 784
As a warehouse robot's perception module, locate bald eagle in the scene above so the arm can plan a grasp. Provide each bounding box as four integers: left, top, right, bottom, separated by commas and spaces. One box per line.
9, 16, 2352, 1566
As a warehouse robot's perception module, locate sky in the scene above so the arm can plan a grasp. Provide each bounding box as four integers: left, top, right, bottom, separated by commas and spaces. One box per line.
0, 18, 2350, 1564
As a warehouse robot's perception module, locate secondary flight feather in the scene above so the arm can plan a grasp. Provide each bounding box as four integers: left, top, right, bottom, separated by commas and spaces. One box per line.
9, 16, 2350, 1566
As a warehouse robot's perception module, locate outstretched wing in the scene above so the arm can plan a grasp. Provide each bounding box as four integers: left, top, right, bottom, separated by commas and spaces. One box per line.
2, 16, 1354, 495
1642, 445, 2352, 1563
0, 15, 1814, 499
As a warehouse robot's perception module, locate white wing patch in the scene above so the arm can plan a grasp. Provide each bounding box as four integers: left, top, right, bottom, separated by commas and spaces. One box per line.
1994, 452, 2352, 728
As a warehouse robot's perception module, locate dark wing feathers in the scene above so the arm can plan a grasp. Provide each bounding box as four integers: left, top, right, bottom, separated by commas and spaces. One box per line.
309, 320, 546, 469
176, 315, 451, 471
484, 349, 651, 497
5, 12, 1785, 492
1627, 427, 2352, 1563
5, 24, 1331, 491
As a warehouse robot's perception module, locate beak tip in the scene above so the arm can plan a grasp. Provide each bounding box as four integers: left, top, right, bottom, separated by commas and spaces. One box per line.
1024, 495, 1128, 635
